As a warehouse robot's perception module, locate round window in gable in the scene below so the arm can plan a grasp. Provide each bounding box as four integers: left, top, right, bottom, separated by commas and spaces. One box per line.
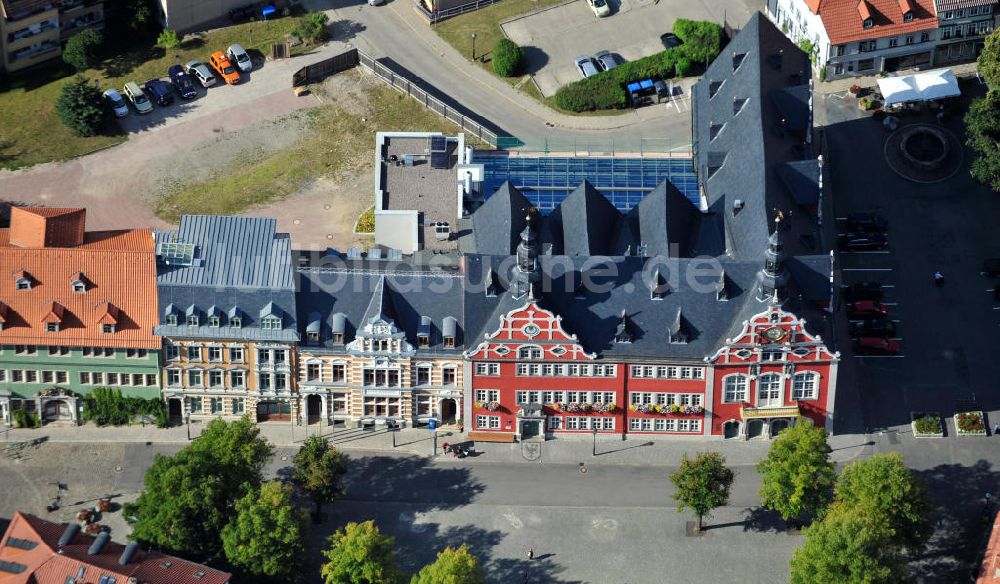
494, 346, 510, 356
792, 347, 811, 357
735, 349, 752, 359
522, 324, 541, 338
550, 346, 567, 356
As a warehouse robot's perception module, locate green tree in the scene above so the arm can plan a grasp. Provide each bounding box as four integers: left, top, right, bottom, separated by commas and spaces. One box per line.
124, 449, 233, 558
124, 417, 274, 559
492, 38, 522, 77
321, 520, 404, 584
834, 452, 933, 555
411, 545, 486, 584
293, 435, 347, 519
797, 38, 817, 64
966, 90, 1000, 191
293, 12, 330, 44
62, 28, 103, 71
126, 0, 156, 34
157, 28, 181, 49
669, 452, 735, 531
757, 419, 836, 526
978, 28, 1000, 88
672, 19, 723, 65
222, 481, 309, 580
790, 505, 908, 584
55, 76, 108, 137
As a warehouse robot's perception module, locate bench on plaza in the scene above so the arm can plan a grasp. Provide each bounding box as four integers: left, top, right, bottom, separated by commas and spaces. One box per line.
468, 431, 516, 443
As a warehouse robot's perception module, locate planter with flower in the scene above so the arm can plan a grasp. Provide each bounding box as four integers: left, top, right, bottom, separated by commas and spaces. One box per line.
592, 402, 616, 414
912, 412, 943, 438
955, 411, 986, 436
484, 401, 501, 412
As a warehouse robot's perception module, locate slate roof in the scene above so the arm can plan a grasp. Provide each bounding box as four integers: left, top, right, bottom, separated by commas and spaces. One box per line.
154, 216, 298, 342
296, 265, 465, 355
464, 254, 766, 360
0, 208, 159, 349
776, 159, 822, 206
469, 181, 703, 258
692, 12, 818, 261
0, 511, 230, 584
816, 0, 937, 45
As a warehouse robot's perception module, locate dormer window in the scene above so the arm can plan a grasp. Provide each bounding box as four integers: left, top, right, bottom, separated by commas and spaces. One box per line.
230, 316, 242, 328
15, 278, 30, 291
102, 324, 115, 334
863, 17, 873, 28
903, 11, 913, 21
166, 314, 178, 326
208, 316, 220, 327
332, 332, 344, 344
187, 315, 199, 326
262, 316, 282, 330
442, 316, 457, 349
72, 281, 86, 293
46, 323, 59, 333
418, 333, 430, 347
418, 316, 431, 347
307, 331, 320, 343
733, 97, 748, 116
732, 52, 747, 71
710, 122, 725, 142
709, 80, 723, 98
518, 346, 542, 360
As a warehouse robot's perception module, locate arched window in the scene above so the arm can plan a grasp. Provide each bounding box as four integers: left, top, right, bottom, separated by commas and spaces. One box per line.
723, 375, 748, 403
757, 373, 782, 406
792, 372, 819, 400
518, 345, 542, 360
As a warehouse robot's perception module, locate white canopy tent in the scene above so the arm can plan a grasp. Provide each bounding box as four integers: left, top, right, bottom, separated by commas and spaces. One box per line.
877, 69, 961, 106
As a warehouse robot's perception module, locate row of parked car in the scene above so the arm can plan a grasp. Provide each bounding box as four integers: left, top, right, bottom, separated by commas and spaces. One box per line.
839, 212, 898, 355
574, 51, 623, 78
103, 45, 253, 117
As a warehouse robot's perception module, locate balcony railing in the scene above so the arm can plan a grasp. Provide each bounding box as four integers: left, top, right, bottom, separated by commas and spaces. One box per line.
740, 404, 800, 419
10, 41, 60, 63
8, 19, 59, 44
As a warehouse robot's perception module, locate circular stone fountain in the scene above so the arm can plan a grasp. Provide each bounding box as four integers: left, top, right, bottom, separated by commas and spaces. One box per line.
883, 122, 963, 183
899, 126, 948, 170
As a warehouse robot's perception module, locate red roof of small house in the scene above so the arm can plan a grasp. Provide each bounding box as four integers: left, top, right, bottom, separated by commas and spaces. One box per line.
0, 208, 159, 349
0, 512, 231, 584
817, 0, 937, 44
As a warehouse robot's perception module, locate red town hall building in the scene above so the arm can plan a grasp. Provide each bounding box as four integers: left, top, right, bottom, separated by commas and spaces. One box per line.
462, 14, 839, 441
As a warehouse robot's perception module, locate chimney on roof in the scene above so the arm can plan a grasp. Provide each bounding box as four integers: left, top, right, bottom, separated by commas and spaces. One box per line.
8, 207, 86, 248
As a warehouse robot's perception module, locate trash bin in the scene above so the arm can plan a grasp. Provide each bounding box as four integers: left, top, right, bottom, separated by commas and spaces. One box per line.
428, 418, 438, 430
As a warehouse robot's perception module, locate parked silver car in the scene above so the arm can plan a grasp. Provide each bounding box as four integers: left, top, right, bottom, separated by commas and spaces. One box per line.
575, 55, 599, 78
184, 60, 216, 87
102, 88, 129, 118
595, 50, 623, 71
227, 44, 253, 73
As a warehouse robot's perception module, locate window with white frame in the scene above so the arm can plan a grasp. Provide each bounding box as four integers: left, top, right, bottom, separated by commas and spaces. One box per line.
548, 417, 563, 430
723, 375, 748, 402
187, 345, 202, 362
476, 362, 500, 376
229, 347, 245, 363
230, 370, 245, 388
476, 415, 500, 429
167, 369, 181, 386
331, 393, 348, 413
415, 395, 434, 416
518, 346, 542, 360
442, 367, 457, 386
475, 389, 499, 403
208, 346, 223, 362
792, 372, 819, 399
188, 370, 203, 387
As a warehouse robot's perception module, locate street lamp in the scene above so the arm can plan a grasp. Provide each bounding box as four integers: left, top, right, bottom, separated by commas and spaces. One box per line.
471, 32, 477, 61
592, 428, 598, 457
184, 412, 191, 441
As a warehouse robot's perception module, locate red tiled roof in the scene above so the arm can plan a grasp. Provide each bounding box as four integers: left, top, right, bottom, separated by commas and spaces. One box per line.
9, 207, 86, 249
0, 209, 159, 349
818, 0, 937, 44
979, 511, 1000, 583
0, 512, 231, 584
805, 0, 822, 13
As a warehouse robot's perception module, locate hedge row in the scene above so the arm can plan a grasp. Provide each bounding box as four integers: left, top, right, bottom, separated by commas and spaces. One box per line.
554, 19, 721, 112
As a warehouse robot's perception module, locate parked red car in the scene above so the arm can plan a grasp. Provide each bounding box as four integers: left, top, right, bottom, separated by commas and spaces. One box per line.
855, 336, 900, 355
849, 300, 888, 319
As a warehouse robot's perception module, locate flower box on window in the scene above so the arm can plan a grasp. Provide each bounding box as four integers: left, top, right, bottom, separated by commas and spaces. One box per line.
485, 401, 501, 412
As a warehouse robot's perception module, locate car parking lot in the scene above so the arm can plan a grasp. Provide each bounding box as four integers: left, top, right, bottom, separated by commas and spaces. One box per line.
500, 0, 757, 97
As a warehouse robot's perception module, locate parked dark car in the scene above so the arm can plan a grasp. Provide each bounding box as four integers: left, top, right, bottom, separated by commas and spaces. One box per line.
143, 78, 174, 106
846, 212, 889, 233
849, 300, 889, 319
855, 336, 900, 355
839, 232, 888, 251
849, 318, 896, 337
660, 32, 682, 49
843, 281, 883, 302
168, 65, 197, 99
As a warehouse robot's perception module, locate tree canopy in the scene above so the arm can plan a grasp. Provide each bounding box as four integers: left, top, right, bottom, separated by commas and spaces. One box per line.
790, 504, 909, 584
62, 28, 103, 71
834, 452, 933, 555
669, 452, 735, 530
978, 29, 1000, 88
965, 89, 1000, 191
221, 481, 309, 580
411, 545, 486, 584
293, 435, 347, 517
55, 76, 108, 138
757, 420, 836, 524
321, 521, 405, 584
190, 416, 274, 499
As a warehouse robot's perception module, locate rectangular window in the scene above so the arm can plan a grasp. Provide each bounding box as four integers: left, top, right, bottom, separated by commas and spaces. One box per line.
41, 370, 53, 383
259, 373, 272, 390
306, 363, 320, 381
858, 58, 875, 71
566, 417, 579, 430
542, 391, 553, 404
107, 372, 119, 385
25, 370, 37, 383
165, 344, 179, 361
187, 346, 202, 362
209, 370, 224, 388
208, 347, 223, 362
232, 398, 245, 415
275, 374, 287, 391
630, 418, 641, 431
331, 364, 346, 382
888, 38, 898, 47
548, 417, 563, 430
516, 364, 529, 376
231, 370, 245, 388
229, 347, 244, 363
188, 397, 202, 413
188, 370, 203, 387
331, 393, 348, 413
145, 374, 156, 386
210, 397, 223, 414
905, 35, 914, 45
167, 370, 180, 386
77, 371, 88, 385
57, 371, 68, 384
836, 44, 845, 56
476, 363, 500, 376
442, 368, 456, 386
48, 346, 69, 356
515, 390, 527, 404
476, 415, 501, 429
528, 391, 541, 403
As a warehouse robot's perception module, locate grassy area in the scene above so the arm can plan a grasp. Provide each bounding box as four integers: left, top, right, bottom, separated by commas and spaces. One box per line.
0, 16, 302, 171
154, 80, 488, 221
432, 0, 565, 95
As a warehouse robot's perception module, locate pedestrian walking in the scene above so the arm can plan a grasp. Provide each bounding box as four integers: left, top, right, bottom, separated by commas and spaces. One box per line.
527, 548, 534, 560
933, 271, 945, 287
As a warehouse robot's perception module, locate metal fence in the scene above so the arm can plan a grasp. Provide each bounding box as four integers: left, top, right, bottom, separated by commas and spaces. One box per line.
356, 51, 499, 147
292, 48, 361, 87
413, 0, 503, 23
493, 137, 691, 157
